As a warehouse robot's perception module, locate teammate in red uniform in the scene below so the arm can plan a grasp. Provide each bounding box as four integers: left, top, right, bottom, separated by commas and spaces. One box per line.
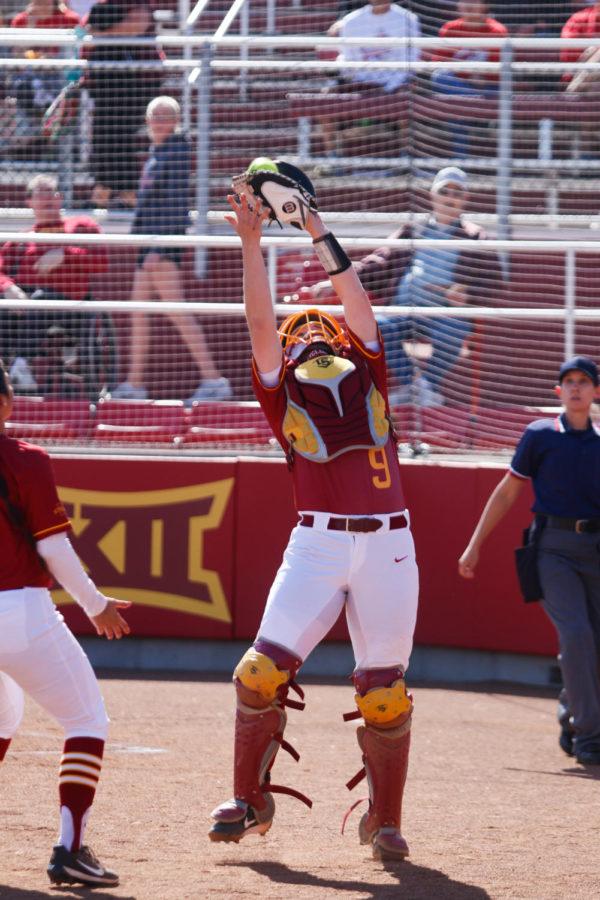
0, 361, 130, 886
209, 162, 419, 861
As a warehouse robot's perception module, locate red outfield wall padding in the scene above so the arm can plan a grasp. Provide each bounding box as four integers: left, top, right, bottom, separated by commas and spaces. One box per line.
50, 455, 557, 657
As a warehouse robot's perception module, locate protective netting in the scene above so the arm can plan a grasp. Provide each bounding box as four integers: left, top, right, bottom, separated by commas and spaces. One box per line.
1, 1, 599, 454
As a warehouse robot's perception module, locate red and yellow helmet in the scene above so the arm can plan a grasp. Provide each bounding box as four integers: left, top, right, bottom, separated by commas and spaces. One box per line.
278, 308, 349, 356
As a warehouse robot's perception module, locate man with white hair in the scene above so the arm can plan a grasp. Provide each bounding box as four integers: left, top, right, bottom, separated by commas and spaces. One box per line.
112, 96, 231, 404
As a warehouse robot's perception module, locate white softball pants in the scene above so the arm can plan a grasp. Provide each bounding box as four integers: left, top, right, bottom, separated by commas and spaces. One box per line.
0, 588, 109, 740
257, 510, 419, 672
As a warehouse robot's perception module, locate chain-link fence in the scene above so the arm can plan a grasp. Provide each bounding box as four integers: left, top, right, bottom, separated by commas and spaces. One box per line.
1, 8, 599, 453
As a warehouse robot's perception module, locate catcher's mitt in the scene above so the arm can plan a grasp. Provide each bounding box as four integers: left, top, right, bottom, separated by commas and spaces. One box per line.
232, 158, 317, 230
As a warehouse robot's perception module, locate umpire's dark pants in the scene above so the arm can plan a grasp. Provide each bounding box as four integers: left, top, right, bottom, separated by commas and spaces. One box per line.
538, 526, 600, 751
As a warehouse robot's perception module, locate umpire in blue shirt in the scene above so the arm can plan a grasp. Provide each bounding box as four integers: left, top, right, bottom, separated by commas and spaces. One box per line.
459, 356, 600, 766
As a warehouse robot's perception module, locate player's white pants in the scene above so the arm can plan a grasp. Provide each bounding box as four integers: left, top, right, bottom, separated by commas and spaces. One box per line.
257, 510, 419, 672
0, 587, 109, 740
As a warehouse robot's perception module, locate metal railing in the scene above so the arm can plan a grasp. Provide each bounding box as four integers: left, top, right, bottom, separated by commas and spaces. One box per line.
0, 230, 596, 362
2, 31, 600, 269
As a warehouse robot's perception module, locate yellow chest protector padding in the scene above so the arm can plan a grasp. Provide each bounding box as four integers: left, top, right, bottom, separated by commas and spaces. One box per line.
282, 354, 389, 462
294, 355, 357, 415
234, 649, 289, 703
355, 679, 413, 726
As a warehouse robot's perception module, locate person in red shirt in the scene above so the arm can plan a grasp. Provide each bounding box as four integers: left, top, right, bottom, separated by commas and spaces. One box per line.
561, 1, 600, 159
0, 360, 130, 886
431, 0, 508, 156
208, 163, 419, 862
0, 173, 108, 393
11, 0, 79, 29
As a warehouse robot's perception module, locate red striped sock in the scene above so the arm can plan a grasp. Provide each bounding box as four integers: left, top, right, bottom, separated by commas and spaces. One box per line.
0, 737, 10, 762
58, 737, 104, 851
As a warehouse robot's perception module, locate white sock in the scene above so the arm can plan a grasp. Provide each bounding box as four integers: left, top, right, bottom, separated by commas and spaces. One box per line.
58, 806, 74, 851
58, 806, 90, 851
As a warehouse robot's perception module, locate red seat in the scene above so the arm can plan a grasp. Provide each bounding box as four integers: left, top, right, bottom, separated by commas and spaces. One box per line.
391, 404, 473, 450
183, 401, 273, 448
93, 400, 187, 445
470, 407, 554, 451
6, 397, 92, 441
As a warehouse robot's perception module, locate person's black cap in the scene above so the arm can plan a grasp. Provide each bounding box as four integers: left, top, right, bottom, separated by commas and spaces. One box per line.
558, 356, 599, 386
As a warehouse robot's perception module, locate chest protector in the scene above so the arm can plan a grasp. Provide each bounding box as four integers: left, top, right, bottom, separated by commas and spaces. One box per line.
282, 353, 389, 463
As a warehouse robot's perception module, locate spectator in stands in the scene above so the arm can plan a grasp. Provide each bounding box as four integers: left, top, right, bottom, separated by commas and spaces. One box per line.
303, 166, 502, 405
320, 0, 421, 157
339, 0, 453, 36
110, 96, 232, 404
561, 0, 600, 160
85, 0, 162, 209
8, 0, 80, 147
431, 0, 507, 157
10, 0, 78, 27
0, 173, 108, 393
66, 0, 95, 17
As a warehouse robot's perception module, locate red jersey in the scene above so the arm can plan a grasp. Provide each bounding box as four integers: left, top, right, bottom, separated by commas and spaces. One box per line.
253, 330, 406, 515
0, 217, 108, 301
0, 435, 71, 589
11, 8, 80, 29
561, 6, 600, 74
434, 17, 507, 82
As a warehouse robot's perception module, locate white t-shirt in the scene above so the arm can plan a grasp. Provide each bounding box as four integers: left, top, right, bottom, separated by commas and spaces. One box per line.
337, 3, 421, 92
67, 0, 97, 19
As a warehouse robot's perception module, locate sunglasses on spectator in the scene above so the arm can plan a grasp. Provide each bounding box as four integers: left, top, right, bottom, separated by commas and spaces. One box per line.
437, 186, 465, 197
29, 189, 59, 198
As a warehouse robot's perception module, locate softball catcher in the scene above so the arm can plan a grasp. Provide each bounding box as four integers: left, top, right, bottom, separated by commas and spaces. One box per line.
208, 160, 419, 861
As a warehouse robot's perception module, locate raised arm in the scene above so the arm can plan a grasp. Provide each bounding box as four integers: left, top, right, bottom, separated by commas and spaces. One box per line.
458, 472, 525, 579
304, 211, 377, 345
224, 193, 282, 374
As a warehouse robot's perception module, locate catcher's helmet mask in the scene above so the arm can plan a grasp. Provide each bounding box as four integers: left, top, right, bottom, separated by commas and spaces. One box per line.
232, 160, 318, 230
279, 309, 349, 360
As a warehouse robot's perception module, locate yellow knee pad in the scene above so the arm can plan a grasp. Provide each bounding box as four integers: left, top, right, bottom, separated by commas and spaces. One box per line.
234, 648, 289, 704
355, 679, 413, 727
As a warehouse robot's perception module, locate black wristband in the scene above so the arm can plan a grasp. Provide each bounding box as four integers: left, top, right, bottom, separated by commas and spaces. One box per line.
312, 232, 351, 276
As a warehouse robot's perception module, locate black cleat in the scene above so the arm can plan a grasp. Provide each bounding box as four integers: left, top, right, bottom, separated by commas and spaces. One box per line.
47, 844, 119, 887
209, 797, 273, 843
559, 725, 574, 757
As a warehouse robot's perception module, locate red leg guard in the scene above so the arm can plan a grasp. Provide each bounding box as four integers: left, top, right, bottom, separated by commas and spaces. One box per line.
209, 641, 310, 843
0, 737, 11, 762
233, 703, 286, 815
358, 719, 411, 860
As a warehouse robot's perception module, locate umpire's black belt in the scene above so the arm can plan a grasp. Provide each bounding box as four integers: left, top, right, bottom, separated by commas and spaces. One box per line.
300, 513, 408, 533
545, 516, 600, 534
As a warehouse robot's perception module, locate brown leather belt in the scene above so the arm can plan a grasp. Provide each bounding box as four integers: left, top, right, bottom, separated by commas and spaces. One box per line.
546, 516, 600, 534
300, 513, 408, 533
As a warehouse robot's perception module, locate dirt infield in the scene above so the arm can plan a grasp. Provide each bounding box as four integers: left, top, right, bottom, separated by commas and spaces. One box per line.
1, 676, 599, 900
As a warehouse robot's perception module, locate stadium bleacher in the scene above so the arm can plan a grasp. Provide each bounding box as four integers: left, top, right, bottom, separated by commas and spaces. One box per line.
2, 0, 599, 452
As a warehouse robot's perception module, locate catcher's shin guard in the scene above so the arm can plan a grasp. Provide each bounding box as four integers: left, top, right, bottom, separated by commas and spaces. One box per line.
354, 721, 411, 861
343, 667, 413, 861
209, 640, 311, 844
